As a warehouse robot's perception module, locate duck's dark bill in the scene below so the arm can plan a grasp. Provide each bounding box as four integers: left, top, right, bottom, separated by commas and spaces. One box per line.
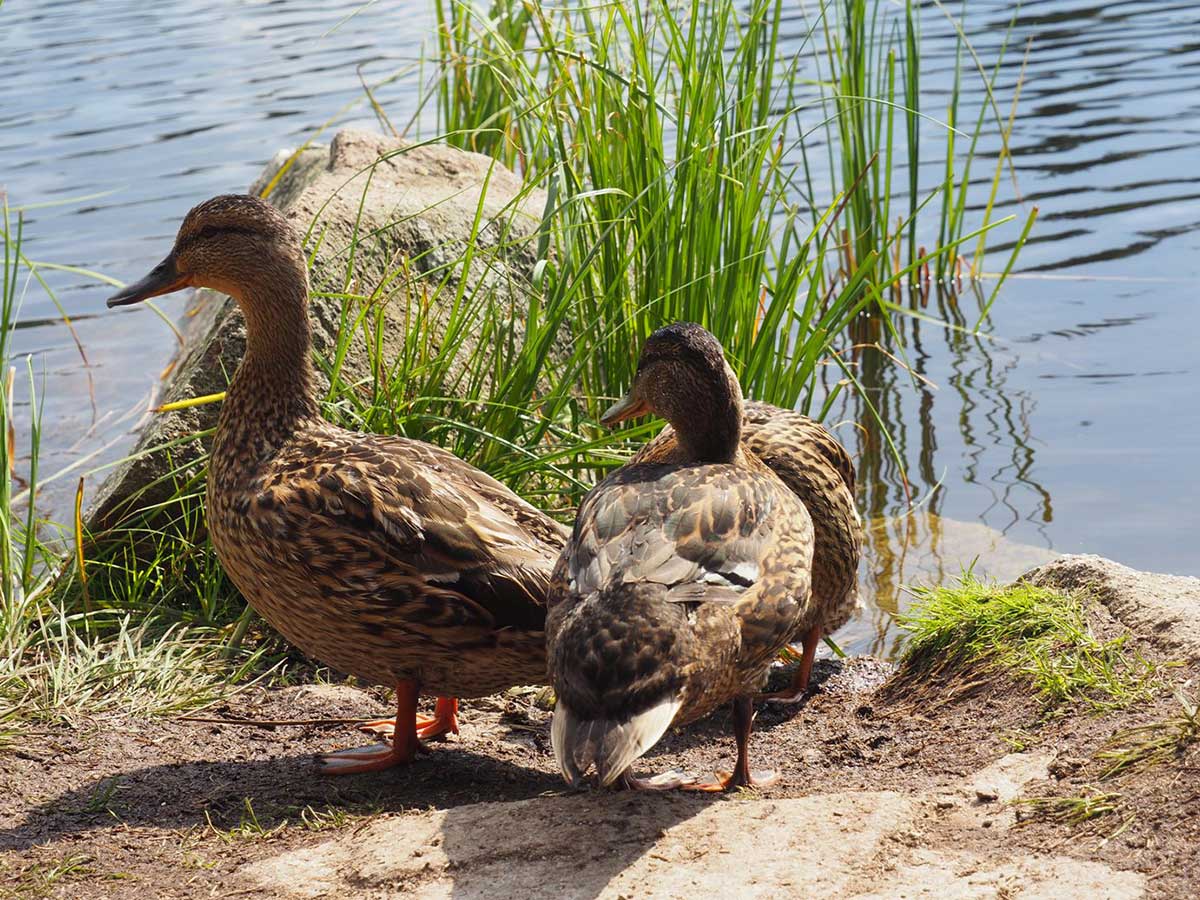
106, 254, 188, 307
600, 393, 651, 426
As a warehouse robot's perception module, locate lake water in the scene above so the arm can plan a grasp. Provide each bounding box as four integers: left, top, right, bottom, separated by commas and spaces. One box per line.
2, 0, 1198, 658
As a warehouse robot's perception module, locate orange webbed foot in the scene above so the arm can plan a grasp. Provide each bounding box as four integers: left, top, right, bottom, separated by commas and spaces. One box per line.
319, 740, 426, 775
682, 767, 780, 792
757, 683, 812, 704
359, 696, 459, 741
680, 695, 779, 792
416, 697, 459, 741
321, 680, 439, 776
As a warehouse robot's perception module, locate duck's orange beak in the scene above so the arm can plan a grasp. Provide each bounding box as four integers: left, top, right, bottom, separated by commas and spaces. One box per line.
106, 253, 189, 307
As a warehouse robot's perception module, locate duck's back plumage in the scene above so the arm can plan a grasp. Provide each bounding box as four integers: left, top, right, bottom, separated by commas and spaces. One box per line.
546, 445, 814, 785
642, 400, 861, 638
741, 402, 861, 635
744, 401, 856, 494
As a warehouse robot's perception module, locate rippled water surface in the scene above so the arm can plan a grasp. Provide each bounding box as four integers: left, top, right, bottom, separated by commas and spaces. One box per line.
3, 0, 1198, 657
1, 0, 431, 489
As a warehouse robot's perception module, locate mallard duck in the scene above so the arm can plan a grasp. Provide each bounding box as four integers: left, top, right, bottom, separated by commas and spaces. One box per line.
645, 401, 861, 701
106, 194, 568, 774
546, 323, 816, 791
743, 403, 860, 698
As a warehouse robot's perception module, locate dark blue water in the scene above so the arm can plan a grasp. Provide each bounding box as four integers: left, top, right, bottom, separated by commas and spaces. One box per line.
2, 0, 1198, 656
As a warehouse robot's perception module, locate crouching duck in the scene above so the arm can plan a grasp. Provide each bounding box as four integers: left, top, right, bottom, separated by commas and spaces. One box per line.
546, 323, 816, 791
106, 194, 568, 774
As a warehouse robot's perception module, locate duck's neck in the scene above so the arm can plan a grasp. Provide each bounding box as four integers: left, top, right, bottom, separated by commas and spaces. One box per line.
668, 382, 744, 465
213, 278, 320, 469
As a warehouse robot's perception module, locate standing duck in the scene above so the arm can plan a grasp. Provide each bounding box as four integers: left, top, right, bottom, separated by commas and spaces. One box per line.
106, 194, 568, 774
743, 402, 860, 699
646, 402, 862, 701
546, 323, 816, 791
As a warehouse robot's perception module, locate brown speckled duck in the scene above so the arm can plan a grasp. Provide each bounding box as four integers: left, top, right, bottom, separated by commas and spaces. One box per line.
645, 401, 861, 701
546, 323, 816, 791
106, 194, 568, 774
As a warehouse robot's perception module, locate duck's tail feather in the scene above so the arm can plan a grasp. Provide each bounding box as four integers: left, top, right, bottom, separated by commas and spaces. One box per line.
552, 696, 682, 788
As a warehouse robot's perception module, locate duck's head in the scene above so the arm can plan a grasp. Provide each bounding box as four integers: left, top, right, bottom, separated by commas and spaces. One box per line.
106, 194, 307, 311
602, 322, 743, 462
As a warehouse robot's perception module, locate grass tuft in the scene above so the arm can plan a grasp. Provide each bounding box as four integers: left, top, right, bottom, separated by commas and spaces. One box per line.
1016, 790, 1128, 831
7, 853, 102, 898
205, 798, 287, 844
1098, 689, 1200, 779
898, 575, 1158, 711
79, 776, 125, 818
298, 802, 381, 832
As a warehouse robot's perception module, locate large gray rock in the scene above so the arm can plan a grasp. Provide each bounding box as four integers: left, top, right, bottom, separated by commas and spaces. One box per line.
88, 129, 547, 536
1024, 554, 1200, 661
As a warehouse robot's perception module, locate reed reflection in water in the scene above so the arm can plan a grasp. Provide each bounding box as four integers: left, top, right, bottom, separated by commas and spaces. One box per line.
825, 284, 1059, 658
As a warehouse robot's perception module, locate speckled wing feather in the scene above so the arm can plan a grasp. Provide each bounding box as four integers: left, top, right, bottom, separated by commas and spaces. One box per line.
638, 401, 862, 636
415, 444, 572, 552
743, 400, 856, 495
261, 431, 565, 633
564, 463, 770, 601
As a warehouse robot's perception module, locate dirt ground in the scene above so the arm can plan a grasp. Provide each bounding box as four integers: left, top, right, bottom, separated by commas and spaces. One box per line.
2, 596, 1198, 900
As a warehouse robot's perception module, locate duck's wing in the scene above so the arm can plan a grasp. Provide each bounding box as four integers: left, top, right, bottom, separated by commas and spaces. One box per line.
405, 441, 571, 550
571, 461, 804, 604
259, 431, 562, 637
553, 457, 812, 676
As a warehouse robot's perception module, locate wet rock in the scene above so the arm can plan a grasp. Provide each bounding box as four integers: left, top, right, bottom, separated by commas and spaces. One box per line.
1024, 554, 1200, 661
87, 129, 546, 540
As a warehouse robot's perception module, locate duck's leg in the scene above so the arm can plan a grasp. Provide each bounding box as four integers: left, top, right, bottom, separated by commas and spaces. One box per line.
319, 680, 425, 774
358, 696, 460, 741
759, 623, 821, 703
685, 696, 779, 792
418, 696, 459, 740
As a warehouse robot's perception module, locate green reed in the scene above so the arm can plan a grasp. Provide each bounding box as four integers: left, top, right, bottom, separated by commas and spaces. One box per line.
431, 0, 1035, 306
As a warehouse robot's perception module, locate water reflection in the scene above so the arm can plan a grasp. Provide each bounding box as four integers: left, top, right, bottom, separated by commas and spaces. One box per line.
825, 285, 1059, 656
